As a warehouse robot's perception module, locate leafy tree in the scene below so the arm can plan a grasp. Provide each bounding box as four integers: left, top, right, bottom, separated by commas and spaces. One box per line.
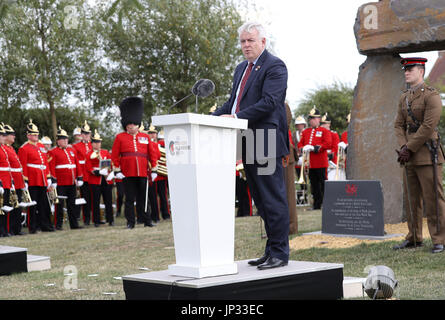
294, 81, 354, 134
97, 0, 243, 124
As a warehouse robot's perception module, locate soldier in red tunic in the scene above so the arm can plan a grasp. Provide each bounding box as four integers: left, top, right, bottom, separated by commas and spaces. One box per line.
111, 97, 160, 229
0, 125, 12, 237
3, 124, 27, 235
72, 121, 92, 225
297, 107, 332, 210
86, 130, 114, 227
48, 126, 83, 230
18, 120, 55, 233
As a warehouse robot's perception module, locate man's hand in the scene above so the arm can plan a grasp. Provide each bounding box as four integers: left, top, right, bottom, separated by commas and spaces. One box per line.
302, 145, 314, 152
220, 114, 235, 118
397, 145, 411, 164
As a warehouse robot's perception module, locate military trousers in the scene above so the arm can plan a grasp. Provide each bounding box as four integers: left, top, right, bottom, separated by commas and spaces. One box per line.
404, 163, 445, 245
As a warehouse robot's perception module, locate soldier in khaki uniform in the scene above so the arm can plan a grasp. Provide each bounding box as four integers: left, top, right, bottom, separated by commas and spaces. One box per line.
394, 57, 445, 253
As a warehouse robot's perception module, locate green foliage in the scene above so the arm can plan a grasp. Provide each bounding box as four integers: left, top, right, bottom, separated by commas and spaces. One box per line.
295, 81, 354, 134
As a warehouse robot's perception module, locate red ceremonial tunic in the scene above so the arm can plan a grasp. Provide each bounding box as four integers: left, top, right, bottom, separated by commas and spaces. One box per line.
72, 141, 92, 183
0, 145, 12, 189
341, 131, 348, 144
111, 131, 159, 178
18, 141, 50, 187
297, 126, 332, 169
4, 145, 25, 189
85, 149, 113, 185
48, 146, 82, 186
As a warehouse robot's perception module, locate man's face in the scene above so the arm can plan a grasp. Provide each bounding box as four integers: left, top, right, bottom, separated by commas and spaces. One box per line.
81, 132, 91, 142
296, 124, 306, 132
27, 134, 39, 143
74, 134, 81, 142
126, 123, 139, 134
92, 141, 101, 150
321, 123, 330, 130
309, 117, 320, 128
6, 134, 15, 145
240, 29, 266, 63
404, 65, 424, 85
148, 132, 157, 141
57, 138, 68, 148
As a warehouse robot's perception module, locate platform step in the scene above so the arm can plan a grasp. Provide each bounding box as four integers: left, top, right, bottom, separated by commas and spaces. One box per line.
27, 255, 51, 272
343, 277, 365, 299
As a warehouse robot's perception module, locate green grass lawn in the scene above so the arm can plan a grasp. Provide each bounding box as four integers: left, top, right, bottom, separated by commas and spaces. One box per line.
1, 208, 445, 300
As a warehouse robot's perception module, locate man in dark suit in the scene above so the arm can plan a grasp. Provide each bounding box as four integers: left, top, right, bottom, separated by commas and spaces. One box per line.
212, 22, 289, 270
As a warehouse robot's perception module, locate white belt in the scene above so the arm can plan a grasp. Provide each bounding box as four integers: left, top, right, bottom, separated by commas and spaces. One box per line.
93, 167, 100, 171
78, 160, 85, 164
55, 164, 76, 169
27, 164, 46, 170
10, 168, 22, 173
0, 167, 10, 171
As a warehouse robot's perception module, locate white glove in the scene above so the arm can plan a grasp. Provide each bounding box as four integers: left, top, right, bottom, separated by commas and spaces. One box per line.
24, 182, 28, 190
47, 179, 52, 187
297, 158, 303, 166
106, 171, 115, 181
52, 183, 57, 189
151, 173, 158, 181
338, 142, 348, 149
303, 145, 315, 152
0, 187, 3, 195
99, 168, 108, 176
115, 172, 125, 180
77, 180, 84, 187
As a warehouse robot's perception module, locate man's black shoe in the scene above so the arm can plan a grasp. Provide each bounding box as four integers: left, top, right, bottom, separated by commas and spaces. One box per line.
248, 254, 270, 266
71, 226, 83, 230
392, 240, 423, 250
127, 224, 134, 229
144, 222, 155, 227
432, 244, 444, 254
257, 257, 288, 270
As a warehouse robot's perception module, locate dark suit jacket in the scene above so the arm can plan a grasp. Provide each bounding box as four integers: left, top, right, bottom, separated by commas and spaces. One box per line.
213, 49, 289, 161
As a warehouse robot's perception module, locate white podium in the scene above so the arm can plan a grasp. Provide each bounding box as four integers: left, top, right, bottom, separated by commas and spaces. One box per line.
152, 113, 248, 278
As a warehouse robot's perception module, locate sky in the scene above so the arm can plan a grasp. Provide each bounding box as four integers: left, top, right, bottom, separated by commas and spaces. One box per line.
238, 0, 439, 110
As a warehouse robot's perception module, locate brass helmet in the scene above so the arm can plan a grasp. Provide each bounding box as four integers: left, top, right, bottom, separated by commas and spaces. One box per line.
0, 123, 6, 135
321, 113, 331, 124
308, 106, 321, 118
148, 124, 157, 134
91, 129, 102, 142
294, 115, 306, 125
57, 126, 69, 139
26, 119, 39, 135
81, 120, 91, 134
73, 127, 81, 136
138, 123, 146, 133
3, 123, 15, 134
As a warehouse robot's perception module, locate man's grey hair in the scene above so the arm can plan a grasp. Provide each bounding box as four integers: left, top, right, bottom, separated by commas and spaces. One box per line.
238, 21, 267, 40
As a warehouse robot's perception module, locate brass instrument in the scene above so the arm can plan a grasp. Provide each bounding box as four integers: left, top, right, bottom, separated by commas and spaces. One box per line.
10, 188, 19, 209
90, 149, 102, 160
297, 149, 310, 185
157, 146, 168, 177
335, 144, 347, 181
20, 188, 37, 207
0, 192, 4, 215
75, 187, 86, 205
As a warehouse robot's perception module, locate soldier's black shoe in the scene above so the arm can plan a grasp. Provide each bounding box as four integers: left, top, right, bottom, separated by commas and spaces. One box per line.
393, 240, 423, 250
248, 254, 270, 266
432, 244, 444, 254
127, 224, 134, 229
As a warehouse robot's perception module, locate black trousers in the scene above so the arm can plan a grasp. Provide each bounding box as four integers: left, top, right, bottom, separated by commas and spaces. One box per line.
149, 183, 159, 222
308, 168, 327, 210
10, 189, 23, 235
236, 176, 252, 217
244, 158, 290, 262
54, 185, 79, 229
75, 182, 91, 224
123, 177, 151, 227
0, 189, 10, 236
156, 180, 170, 219
90, 178, 113, 225
115, 181, 124, 216
28, 186, 53, 232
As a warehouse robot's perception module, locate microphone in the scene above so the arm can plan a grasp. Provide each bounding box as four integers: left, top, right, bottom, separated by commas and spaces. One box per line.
168, 79, 215, 114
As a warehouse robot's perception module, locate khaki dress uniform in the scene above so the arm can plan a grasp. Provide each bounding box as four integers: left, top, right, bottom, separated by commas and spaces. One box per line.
394, 82, 445, 246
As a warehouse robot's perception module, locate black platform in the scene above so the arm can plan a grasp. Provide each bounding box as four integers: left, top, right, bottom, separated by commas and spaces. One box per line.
122, 260, 344, 300
0, 245, 28, 276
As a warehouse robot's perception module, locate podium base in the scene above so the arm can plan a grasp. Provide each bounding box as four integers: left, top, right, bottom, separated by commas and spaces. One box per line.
122, 260, 344, 300
168, 263, 238, 279
0, 246, 28, 276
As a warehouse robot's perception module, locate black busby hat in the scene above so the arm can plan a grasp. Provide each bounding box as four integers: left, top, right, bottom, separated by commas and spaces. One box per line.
119, 96, 144, 130
401, 57, 427, 70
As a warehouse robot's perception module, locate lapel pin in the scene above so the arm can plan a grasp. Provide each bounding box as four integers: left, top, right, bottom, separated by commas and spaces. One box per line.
255, 65, 261, 71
